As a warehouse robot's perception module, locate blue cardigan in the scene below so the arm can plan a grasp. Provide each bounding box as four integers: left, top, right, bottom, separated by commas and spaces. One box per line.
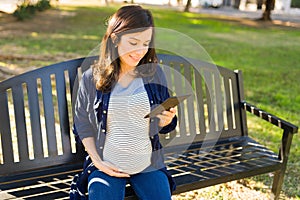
70, 65, 177, 199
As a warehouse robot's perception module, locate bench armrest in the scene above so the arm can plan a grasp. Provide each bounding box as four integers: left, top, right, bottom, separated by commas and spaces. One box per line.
242, 101, 298, 134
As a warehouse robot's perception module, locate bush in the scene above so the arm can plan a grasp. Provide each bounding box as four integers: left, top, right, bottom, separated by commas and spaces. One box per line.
13, 0, 51, 21
13, 3, 36, 20
36, 0, 51, 11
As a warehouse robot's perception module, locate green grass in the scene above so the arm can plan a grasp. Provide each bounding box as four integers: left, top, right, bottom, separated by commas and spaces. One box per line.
1, 4, 299, 198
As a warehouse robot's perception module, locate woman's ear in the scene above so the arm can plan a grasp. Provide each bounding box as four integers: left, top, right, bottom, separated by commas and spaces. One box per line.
111, 33, 119, 47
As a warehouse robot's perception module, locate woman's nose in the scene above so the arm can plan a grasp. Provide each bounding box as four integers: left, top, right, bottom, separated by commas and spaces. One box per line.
135, 47, 147, 55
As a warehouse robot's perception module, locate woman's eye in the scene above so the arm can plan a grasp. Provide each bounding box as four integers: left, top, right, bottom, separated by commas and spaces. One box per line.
129, 41, 137, 46
143, 43, 150, 47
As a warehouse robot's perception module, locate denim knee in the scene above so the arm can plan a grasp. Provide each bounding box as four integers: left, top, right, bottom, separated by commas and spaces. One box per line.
88, 170, 127, 200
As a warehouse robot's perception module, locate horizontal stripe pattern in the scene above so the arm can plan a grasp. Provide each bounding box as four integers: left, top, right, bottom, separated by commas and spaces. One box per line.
104, 83, 152, 175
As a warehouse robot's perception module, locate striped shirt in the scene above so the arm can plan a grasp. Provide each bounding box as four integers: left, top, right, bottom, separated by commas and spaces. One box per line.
103, 78, 152, 175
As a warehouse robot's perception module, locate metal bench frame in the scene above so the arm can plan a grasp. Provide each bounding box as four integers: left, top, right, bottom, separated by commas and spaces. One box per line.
0, 54, 297, 200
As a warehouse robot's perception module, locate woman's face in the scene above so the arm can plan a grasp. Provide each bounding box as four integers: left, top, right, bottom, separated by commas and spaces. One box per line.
117, 28, 152, 71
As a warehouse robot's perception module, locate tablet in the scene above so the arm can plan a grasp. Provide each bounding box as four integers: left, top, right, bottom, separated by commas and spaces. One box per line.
144, 94, 192, 118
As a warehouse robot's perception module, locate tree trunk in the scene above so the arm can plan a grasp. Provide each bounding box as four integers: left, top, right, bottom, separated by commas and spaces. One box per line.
233, 0, 241, 8
99, 0, 109, 5
177, 0, 183, 6
261, 0, 275, 20
184, 0, 192, 12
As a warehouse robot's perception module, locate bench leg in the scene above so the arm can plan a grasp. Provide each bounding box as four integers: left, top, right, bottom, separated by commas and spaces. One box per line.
271, 169, 285, 200
272, 130, 294, 200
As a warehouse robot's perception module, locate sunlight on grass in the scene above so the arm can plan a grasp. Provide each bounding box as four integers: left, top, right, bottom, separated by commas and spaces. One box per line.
49, 33, 99, 40
190, 19, 204, 25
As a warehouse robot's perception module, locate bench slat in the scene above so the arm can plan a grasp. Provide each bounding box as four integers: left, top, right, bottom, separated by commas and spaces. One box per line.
41, 75, 58, 157
214, 71, 224, 133
27, 79, 44, 160
12, 84, 29, 163
223, 77, 234, 131
0, 91, 14, 165
194, 68, 206, 136
55, 71, 72, 156
229, 74, 243, 134
184, 65, 197, 137
173, 62, 188, 139
203, 70, 215, 133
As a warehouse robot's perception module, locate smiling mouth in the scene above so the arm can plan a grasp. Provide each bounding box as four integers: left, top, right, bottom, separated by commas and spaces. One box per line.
130, 55, 141, 62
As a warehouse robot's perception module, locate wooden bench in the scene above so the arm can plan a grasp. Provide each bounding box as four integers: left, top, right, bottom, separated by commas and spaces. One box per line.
0, 54, 298, 200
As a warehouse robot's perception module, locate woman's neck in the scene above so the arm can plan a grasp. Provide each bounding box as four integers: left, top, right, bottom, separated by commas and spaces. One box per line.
120, 62, 135, 75
118, 65, 137, 88
119, 62, 136, 78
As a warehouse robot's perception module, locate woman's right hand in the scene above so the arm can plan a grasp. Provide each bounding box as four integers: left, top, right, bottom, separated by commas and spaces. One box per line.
93, 159, 130, 178
82, 137, 130, 178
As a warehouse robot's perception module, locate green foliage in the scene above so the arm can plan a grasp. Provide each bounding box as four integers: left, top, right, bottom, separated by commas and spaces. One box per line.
13, 3, 36, 20
13, 0, 51, 20
291, 0, 300, 8
36, 0, 51, 11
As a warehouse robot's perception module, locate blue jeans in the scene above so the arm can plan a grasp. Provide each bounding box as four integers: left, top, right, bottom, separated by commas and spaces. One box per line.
88, 167, 171, 200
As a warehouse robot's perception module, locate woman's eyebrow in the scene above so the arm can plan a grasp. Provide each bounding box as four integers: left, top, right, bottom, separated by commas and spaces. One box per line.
128, 37, 151, 42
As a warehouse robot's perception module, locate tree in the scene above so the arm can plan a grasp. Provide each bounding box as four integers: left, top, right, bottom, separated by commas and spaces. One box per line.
184, 0, 192, 12
100, 0, 109, 5
261, 0, 275, 20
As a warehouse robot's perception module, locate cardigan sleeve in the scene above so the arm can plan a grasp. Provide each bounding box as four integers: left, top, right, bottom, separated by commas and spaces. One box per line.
73, 69, 97, 141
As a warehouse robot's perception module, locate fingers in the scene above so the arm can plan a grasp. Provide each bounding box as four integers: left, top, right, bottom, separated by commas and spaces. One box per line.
157, 107, 176, 127
95, 161, 130, 178
164, 107, 177, 116
103, 162, 130, 177
106, 169, 130, 178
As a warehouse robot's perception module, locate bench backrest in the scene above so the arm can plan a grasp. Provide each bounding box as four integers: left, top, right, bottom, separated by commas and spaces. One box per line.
157, 54, 247, 147
0, 58, 86, 176
0, 54, 247, 177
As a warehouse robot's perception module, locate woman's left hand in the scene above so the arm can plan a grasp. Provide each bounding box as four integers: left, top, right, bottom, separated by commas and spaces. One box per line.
157, 107, 177, 127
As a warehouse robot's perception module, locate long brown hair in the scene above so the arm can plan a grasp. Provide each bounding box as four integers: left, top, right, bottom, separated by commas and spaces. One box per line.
93, 5, 157, 93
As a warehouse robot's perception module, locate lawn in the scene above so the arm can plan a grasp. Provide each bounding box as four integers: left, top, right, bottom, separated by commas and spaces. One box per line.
0, 3, 299, 199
